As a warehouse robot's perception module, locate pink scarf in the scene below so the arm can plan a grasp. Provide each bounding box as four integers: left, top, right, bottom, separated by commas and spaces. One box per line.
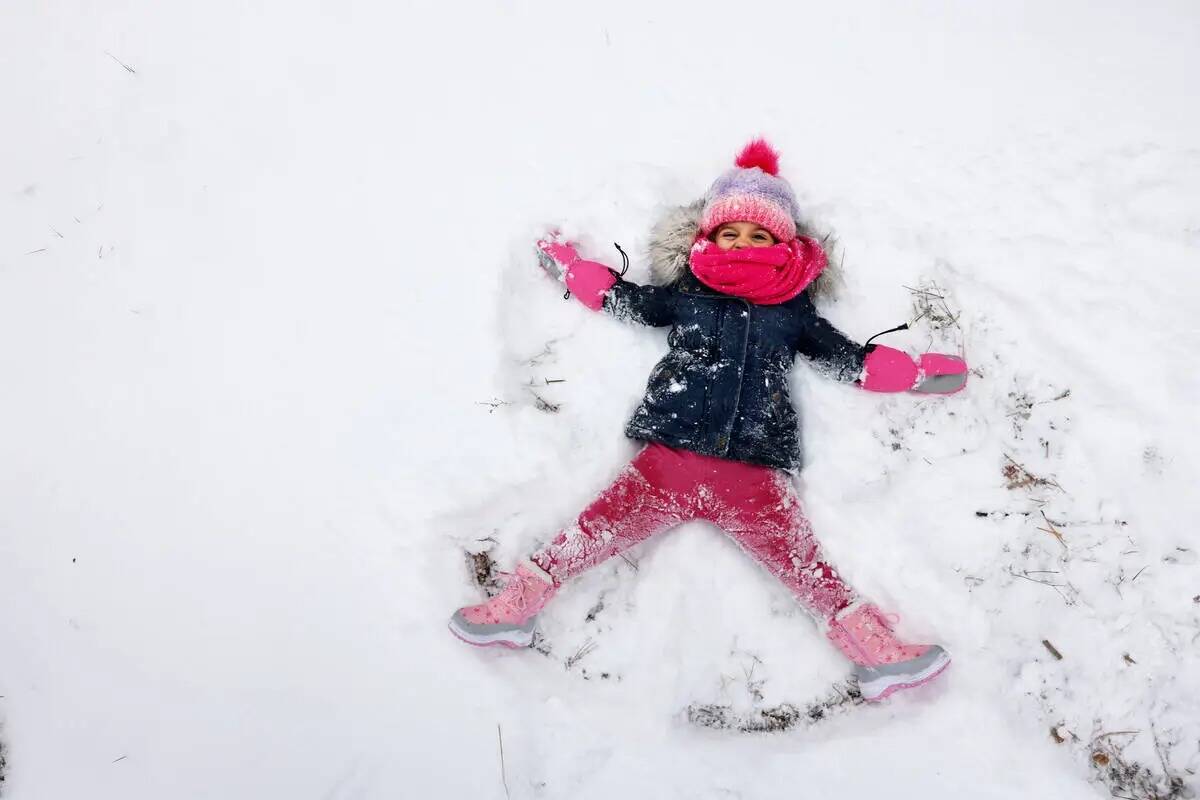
688, 237, 826, 305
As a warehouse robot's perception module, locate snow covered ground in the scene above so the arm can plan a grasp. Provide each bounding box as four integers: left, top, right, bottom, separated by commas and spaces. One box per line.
2, 1, 1199, 798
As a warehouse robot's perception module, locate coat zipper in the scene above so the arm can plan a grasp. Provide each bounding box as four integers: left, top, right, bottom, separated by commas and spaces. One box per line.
676, 288, 752, 457
721, 298, 752, 454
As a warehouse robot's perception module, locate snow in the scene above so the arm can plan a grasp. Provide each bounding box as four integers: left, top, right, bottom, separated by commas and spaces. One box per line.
2, 1, 1199, 798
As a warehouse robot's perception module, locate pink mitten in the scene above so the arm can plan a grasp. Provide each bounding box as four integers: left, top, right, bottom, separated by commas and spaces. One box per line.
536, 237, 617, 312
535, 238, 581, 274
861, 346, 969, 394
913, 353, 968, 394
861, 345, 919, 393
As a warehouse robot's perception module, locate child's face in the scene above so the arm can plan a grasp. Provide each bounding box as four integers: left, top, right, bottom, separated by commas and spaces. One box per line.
713, 221, 776, 251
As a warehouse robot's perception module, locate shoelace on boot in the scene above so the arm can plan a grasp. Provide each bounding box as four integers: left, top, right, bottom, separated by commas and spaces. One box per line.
871, 607, 902, 633
490, 571, 532, 616
857, 612, 890, 654
835, 606, 903, 663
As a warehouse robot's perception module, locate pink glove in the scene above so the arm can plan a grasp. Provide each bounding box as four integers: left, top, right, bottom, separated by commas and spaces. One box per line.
536, 238, 617, 312
861, 346, 968, 394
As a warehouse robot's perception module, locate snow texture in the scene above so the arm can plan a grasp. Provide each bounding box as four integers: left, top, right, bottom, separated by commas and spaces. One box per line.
2, 2, 1200, 799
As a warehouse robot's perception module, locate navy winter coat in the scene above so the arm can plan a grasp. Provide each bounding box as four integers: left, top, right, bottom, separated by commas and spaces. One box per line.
605, 271, 865, 471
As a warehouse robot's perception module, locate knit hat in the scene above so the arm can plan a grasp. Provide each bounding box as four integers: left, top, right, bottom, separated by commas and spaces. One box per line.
699, 139, 800, 243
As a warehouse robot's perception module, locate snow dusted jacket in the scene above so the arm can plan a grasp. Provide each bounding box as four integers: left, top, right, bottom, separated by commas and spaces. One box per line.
604, 203, 866, 471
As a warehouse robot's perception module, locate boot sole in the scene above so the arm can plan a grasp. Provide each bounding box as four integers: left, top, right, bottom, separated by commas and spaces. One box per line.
447, 616, 535, 649
857, 647, 951, 702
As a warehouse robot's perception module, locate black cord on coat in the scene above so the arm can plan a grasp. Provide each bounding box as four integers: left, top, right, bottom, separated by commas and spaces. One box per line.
863, 323, 909, 352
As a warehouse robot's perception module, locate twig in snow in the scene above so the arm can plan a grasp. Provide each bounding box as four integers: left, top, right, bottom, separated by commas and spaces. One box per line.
112, 755, 127, 763
526, 340, 559, 366
1150, 722, 1173, 787
565, 639, 597, 670
526, 389, 560, 413
1002, 454, 1064, 492
902, 285, 946, 300
1087, 722, 1190, 798
1007, 568, 1075, 605
496, 724, 510, 800
26, 248, 47, 255
1008, 568, 1065, 588
476, 398, 511, 413
105, 51, 137, 74
1038, 510, 1067, 549
1131, 565, 1149, 582
1042, 639, 1063, 660
1006, 389, 1071, 417
906, 279, 963, 333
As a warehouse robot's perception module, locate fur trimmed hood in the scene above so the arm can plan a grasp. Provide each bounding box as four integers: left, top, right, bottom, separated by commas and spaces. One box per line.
647, 200, 842, 302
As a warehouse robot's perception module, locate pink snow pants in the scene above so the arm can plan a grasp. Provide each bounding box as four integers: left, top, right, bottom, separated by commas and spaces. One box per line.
530, 443, 857, 622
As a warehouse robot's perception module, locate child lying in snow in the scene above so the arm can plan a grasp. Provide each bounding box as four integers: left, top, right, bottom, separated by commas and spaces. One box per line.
449, 140, 967, 702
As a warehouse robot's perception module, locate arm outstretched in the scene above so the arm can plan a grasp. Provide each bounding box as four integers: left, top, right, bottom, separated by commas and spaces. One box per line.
795, 296, 968, 394
793, 295, 867, 382
537, 237, 676, 327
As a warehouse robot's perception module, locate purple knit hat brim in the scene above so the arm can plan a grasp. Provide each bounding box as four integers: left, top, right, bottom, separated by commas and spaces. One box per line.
700, 193, 797, 243
699, 142, 802, 242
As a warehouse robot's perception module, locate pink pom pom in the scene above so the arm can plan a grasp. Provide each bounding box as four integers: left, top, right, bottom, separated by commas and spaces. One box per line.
734, 139, 780, 176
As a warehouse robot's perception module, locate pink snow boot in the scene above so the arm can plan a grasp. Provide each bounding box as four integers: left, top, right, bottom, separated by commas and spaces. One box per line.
448, 560, 558, 648
826, 603, 951, 701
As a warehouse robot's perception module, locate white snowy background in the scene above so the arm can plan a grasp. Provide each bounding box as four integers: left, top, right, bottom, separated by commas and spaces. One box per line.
2, 1, 1198, 798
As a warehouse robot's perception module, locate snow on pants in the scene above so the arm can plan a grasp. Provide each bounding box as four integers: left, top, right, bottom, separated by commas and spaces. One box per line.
530, 442, 857, 622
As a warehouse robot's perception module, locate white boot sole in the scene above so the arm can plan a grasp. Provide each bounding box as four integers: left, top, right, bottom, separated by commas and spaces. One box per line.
447, 618, 535, 649
858, 649, 952, 701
